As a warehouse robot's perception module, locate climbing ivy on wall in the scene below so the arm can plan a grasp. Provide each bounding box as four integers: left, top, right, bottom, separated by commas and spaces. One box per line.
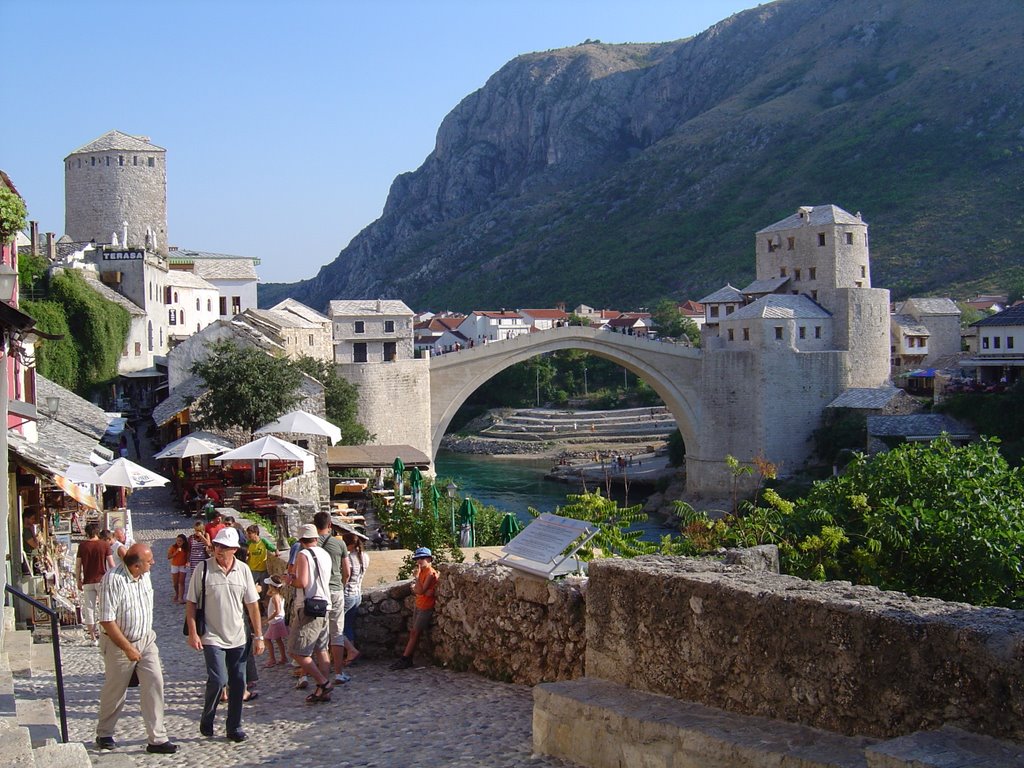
20, 299, 78, 391
26, 270, 130, 396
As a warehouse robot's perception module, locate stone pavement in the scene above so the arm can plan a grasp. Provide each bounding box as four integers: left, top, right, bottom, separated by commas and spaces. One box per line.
18, 486, 578, 768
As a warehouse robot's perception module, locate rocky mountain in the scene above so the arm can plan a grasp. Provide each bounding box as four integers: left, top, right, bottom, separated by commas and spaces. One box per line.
262, 0, 1024, 313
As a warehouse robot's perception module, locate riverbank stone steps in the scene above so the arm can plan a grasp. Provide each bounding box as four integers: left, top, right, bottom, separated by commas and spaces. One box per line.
533, 678, 1024, 768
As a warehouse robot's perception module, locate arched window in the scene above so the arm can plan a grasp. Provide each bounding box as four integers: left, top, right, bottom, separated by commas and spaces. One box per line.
147, 321, 154, 351
207, 299, 212, 312
196, 298, 200, 311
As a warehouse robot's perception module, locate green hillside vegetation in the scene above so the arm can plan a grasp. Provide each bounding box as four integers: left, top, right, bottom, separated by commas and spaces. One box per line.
23, 270, 130, 395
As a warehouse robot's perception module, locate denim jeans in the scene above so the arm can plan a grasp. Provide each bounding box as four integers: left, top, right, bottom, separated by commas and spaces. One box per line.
201, 644, 248, 736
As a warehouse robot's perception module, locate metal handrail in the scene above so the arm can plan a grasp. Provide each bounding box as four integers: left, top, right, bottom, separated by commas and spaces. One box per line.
3, 584, 69, 743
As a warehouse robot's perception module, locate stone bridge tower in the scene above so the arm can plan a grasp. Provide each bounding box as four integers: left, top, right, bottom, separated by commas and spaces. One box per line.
64, 130, 167, 254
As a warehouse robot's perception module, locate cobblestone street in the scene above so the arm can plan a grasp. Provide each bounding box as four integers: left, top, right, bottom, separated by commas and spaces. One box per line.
18, 487, 577, 768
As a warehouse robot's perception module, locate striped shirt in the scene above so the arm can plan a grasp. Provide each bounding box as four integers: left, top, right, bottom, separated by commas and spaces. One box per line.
97, 562, 154, 642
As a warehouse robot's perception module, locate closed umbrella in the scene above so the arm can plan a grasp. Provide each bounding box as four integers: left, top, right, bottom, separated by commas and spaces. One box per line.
410, 467, 423, 511
499, 512, 523, 544
458, 498, 477, 548
429, 483, 443, 522
393, 457, 405, 498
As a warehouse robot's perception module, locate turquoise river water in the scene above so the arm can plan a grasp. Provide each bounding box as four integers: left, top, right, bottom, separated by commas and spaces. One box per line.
433, 450, 676, 542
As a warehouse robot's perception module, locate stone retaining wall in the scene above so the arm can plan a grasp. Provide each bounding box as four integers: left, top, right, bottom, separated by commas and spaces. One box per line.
585, 556, 1024, 742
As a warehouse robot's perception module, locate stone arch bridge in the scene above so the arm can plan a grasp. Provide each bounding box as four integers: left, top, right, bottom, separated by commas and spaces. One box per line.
428, 326, 710, 488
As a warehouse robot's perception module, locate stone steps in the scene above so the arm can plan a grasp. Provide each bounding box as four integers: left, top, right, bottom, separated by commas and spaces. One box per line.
533, 678, 1024, 768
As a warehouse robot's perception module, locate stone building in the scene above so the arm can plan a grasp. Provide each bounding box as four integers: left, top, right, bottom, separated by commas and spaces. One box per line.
168, 248, 260, 317
238, 299, 333, 362
329, 299, 414, 363
64, 131, 167, 254
692, 204, 891, 488
890, 297, 962, 372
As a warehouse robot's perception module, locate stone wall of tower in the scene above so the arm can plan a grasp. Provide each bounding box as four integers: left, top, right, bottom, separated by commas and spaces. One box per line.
337, 358, 432, 457
825, 286, 892, 388
65, 148, 167, 253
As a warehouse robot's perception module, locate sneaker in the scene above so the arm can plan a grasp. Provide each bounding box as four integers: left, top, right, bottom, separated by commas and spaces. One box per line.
199, 724, 213, 738
227, 730, 248, 743
295, 675, 309, 690
146, 741, 178, 754
390, 656, 413, 670
95, 736, 117, 750
90, 637, 99, 647
334, 672, 351, 684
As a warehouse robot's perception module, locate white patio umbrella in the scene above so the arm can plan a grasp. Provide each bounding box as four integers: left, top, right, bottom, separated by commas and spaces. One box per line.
154, 432, 234, 460
97, 458, 170, 489
63, 462, 104, 485
255, 410, 342, 446
211, 435, 312, 463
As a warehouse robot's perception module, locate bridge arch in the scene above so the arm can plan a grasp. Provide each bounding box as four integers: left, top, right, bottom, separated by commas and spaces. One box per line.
428, 326, 703, 463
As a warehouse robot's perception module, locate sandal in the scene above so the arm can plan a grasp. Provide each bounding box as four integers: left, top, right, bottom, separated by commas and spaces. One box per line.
342, 649, 361, 667
243, 691, 259, 702
305, 684, 332, 704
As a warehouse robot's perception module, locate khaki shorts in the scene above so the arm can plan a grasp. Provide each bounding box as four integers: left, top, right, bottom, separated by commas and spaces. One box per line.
328, 590, 346, 646
287, 603, 329, 657
412, 607, 434, 632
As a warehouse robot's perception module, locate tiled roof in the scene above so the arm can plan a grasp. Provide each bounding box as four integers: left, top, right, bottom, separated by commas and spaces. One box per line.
866, 414, 975, 439
757, 205, 863, 234
68, 130, 165, 156
891, 314, 930, 336
79, 271, 146, 316
827, 387, 903, 410
474, 311, 524, 319
727, 294, 831, 321
698, 284, 744, 304
153, 376, 207, 426
328, 300, 413, 317
900, 297, 960, 316
270, 299, 329, 324
741, 277, 791, 295
36, 374, 113, 441
245, 308, 321, 330
190, 258, 259, 281
167, 270, 218, 291
678, 300, 704, 315
520, 309, 568, 319
973, 303, 1024, 328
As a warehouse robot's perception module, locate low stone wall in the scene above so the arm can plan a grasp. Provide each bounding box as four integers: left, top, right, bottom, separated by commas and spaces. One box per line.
585, 556, 1024, 742
353, 581, 422, 660
431, 562, 586, 684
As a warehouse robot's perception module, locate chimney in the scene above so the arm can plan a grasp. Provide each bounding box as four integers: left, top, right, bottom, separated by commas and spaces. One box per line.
29, 221, 38, 256
46, 233, 56, 262
375, 299, 382, 313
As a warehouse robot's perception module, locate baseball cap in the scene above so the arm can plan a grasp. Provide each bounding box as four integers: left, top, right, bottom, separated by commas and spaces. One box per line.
412, 546, 432, 559
212, 527, 240, 548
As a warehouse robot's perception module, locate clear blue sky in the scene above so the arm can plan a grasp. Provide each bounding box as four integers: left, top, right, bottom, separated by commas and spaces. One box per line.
1, 0, 755, 283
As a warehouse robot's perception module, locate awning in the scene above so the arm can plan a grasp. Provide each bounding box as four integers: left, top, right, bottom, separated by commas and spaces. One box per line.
53, 475, 100, 510
326, 444, 431, 470
119, 367, 166, 379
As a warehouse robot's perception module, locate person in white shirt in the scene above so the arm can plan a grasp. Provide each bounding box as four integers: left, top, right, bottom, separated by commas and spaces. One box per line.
283, 524, 333, 703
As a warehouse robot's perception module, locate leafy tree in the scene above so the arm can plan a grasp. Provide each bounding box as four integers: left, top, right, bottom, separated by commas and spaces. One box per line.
292, 355, 371, 444
666, 429, 686, 467
651, 298, 700, 346
811, 408, 867, 465
0, 183, 27, 242
956, 302, 987, 329
46, 270, 130, 396
535, 490, 655, 559
18, 252, 48, 296
21, 300, 78, 390
191, 340, 303, 436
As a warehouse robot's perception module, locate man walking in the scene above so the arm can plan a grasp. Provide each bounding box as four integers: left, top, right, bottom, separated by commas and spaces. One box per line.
95, 542, 177, 754
313, 511, 349, 687
283, 524, 332, 702
75, 522, 107, 646
185, 527, 263, 743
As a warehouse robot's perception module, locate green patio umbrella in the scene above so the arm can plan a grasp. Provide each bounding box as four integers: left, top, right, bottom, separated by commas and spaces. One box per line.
429, 483, 443, 522
410, 467, 423, 511
498, 512, 523, 544
458, 498, 478, 548
393, 457, 405, 498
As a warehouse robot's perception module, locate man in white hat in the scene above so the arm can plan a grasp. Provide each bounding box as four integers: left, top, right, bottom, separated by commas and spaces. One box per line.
283, 523, 333, 702
185, 526, 263, 743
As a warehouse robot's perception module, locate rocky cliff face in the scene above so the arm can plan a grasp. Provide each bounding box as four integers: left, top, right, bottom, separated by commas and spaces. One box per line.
264, 0, 1024, 312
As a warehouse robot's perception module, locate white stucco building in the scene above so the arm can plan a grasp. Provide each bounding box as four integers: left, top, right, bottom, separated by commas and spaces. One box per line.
329, 299, 415, 363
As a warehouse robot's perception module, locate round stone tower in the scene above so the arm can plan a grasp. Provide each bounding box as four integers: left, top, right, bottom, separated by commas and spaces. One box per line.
64, 130, 167, 253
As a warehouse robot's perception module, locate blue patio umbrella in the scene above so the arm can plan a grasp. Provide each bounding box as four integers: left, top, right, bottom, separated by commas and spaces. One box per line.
498, 512, 523, 544
458, 498, 478, 548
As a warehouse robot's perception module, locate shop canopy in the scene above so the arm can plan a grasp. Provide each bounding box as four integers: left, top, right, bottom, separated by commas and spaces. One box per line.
325, 444, 431, 470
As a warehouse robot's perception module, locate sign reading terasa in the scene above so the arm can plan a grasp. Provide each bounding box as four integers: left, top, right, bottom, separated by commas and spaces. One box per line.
103, 250, 144, 261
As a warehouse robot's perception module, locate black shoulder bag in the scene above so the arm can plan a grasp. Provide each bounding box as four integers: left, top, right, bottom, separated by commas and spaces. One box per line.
183, 561, 208, 636
303, 550, 329, 618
